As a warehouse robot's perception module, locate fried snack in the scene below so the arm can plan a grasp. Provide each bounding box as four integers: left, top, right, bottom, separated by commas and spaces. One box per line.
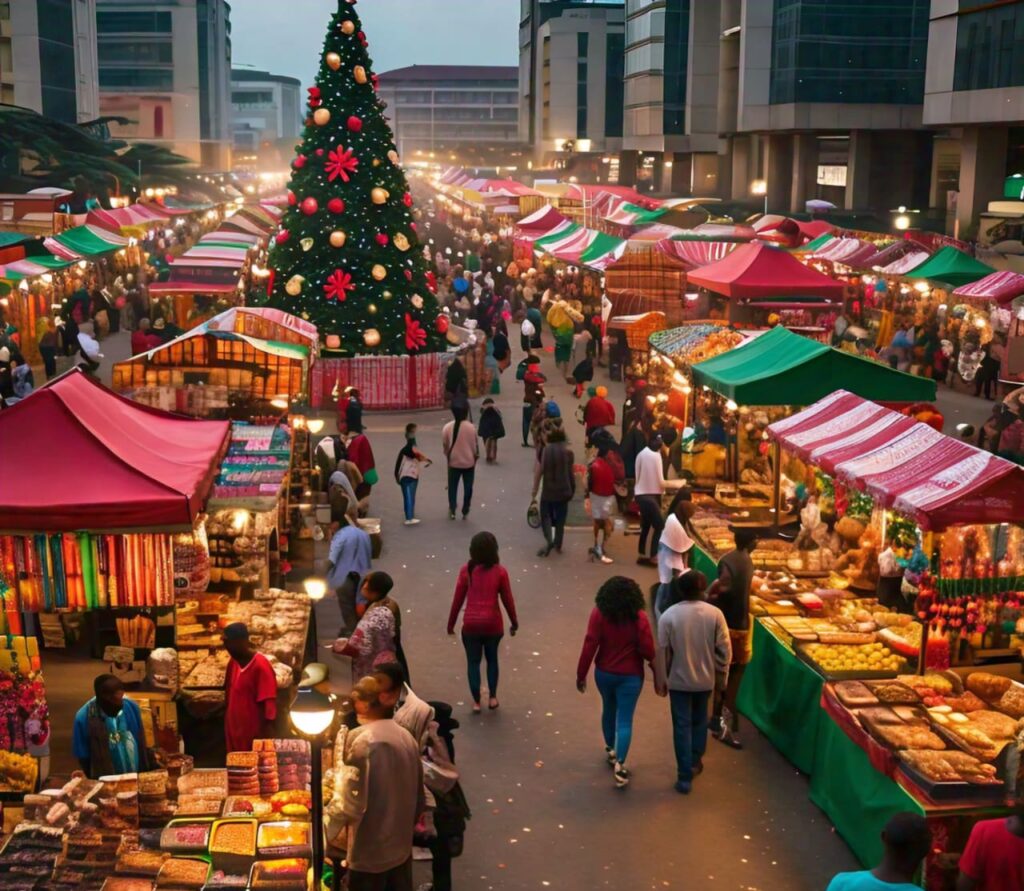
226, 752, 259, 769
857, 707, 905, 727
944, 692, 987, 713
996, 686, 1024, 719
967, 710, 1019, 740
834, 681, 878, 708
867, 682, 920, 705
966, 672, 1013, 702
873, 723, 946, 751
156, 857, 209, 888
257, 822, 309, 849
100, 879, 156, 891
946, 725, 1001, 761
899, 749, 1000, 784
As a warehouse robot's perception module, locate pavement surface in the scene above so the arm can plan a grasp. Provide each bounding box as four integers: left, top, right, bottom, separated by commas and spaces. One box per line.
40, 329, 996, 891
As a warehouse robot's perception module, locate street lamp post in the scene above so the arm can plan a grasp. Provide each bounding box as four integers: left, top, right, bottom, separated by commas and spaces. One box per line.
751, 179, 768, 216
289, 683, 337, 891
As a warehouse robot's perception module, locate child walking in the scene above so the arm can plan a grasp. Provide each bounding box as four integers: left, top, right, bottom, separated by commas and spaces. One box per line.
478, 397, 506, 464
394, 423, 432, 525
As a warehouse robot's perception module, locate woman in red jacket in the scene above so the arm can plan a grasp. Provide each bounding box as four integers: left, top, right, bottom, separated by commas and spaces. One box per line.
576, 576, 656, 788
447, 532, 518, 713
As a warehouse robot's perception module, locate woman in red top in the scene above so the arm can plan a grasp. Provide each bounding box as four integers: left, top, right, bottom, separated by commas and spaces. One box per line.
576, 576, 656, 788
447, 532, 518, 713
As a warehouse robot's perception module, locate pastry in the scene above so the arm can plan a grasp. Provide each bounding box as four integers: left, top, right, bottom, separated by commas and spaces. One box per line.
115, 851, 169, 876
155, 857, 209, 888
967, 710, 1018, 740
966, 672, 1013, 702
834, 681, 878, 708
873, 723, 946, 751
210, 820, 256, 856
996, 686, 1024, 719
867, 682, 920, 705
944, 692, 987, 713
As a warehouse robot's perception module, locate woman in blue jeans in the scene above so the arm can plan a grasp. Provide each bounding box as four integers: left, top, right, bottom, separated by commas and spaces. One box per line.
442, 404, 479, 520
393, 423, 432, 525
576, 576, 656, 788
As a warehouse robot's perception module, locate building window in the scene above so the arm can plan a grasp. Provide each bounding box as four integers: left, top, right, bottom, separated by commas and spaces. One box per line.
663, 0, 689, 135
769, 0, 929, 105
577, 60, 588, 137
98, 41, 173, 65
37, 0, 77, 122
605, 32, 625, 138
154, 105, 164, 138
232, 90, 273, 106
97, 11, 172, 33
953, 3, 1024, 92
99, 68, 175, 90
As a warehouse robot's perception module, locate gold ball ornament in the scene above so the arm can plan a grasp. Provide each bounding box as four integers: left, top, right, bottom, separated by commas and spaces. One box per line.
371, 264, 387, 281
340, 20, 355, 35
371, 187, 389, 205
300, 237, 314, 252
368, 303, 377, 315
325, 52, 342, 71
393, 233, 411, 252
353, 65, 368, 84
329, 230, 347, 248
364, 328, 382, 348
313, 108, 331, 126
301, 312, 310, 320
285, 275, 305, 296
411, 294, 424, 310
387, 150, 400, 166
372, 159, 380, 167
382, 290, 393, 300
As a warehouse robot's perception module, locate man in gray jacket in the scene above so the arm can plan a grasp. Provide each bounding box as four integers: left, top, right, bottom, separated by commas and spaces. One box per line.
656, 571, 732, 795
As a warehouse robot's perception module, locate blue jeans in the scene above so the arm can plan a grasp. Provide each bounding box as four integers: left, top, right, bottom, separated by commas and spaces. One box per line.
669, 689, 711, 783
462, 632, 502, 702
594, 668, 643, 764
399, 477, 418, 521
447, 466, 475, 515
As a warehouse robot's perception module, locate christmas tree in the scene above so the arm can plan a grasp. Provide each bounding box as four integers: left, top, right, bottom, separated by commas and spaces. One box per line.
263, 0, 445, 355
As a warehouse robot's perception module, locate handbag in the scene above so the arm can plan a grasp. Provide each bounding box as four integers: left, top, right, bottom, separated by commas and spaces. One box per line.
527, 500, 541, 529
363, 467, 379, 486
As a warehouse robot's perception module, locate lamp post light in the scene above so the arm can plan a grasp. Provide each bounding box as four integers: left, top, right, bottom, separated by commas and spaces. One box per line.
751, 179, 768, 216
289, 683, 337, 891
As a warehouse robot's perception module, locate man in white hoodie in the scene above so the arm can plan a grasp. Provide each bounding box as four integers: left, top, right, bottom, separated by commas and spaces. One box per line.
633, 434, 665, 567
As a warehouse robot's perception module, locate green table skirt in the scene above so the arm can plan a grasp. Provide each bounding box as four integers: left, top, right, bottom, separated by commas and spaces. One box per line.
737, 616, 924, 868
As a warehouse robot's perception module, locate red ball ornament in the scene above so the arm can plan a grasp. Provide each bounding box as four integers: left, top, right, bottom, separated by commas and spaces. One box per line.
435, 314, 450, 335
315, 148, 324, 157
275, 230, 290, 245
347, 115, 363, 132
308, 86, 321, 99
375, 233, 389, 246
300, 197, 318, 216
357, 31, 367, 47
287, 190, 297, 206
292, 154, 307, 169
371, 73, 380, 91
410, 222, 417, 230
404, 269, 413, 281
328, 198, 345, 214
402, 192, 413, 208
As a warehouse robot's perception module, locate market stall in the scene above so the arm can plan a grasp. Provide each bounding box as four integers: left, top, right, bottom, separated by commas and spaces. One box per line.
733, 390, 1024, 886
112, 307, 318, 417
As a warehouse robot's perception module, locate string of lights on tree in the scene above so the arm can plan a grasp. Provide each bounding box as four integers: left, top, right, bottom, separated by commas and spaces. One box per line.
262, 0, 446, 355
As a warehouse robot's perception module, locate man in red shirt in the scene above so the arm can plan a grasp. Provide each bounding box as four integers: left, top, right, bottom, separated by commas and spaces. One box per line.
586, 442, 618, 564
958, 804, 1024, 890
223, 623, 278, 753
583, 386, 616, 435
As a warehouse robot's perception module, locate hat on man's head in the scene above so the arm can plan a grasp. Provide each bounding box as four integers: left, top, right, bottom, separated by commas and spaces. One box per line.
545, 400, 561, 418
223, 622, 249, 641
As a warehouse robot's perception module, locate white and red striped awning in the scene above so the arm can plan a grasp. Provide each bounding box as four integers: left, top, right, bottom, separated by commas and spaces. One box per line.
809, 237, 882, 268
952, 270, 1024, 305
656, 239, 739, 270
768, 390, 1024, 530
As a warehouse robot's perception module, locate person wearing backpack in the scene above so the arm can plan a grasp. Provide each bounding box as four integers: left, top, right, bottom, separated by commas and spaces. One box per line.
394, 423, 432, 526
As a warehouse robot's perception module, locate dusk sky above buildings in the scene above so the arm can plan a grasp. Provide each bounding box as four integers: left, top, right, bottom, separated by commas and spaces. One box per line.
230, 0, 521, 85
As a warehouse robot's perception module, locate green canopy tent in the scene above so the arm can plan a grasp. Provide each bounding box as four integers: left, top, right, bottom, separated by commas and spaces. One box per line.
796, 233, 836, 253
691, 326, 936, 405
903, 246, 996, 288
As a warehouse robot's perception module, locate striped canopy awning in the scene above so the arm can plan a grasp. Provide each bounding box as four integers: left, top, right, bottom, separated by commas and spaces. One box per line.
44, 224, 131, 260
952, 270, 1024, 304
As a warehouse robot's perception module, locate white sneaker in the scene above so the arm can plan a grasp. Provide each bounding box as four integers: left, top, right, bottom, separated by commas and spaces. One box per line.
404, 518, 421, 526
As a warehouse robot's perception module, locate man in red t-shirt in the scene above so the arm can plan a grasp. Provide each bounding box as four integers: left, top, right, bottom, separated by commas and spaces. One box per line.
586, 443, 619, 564
958, 806, 1024, 891
583, 386, 616, 435
223, 623, 278, 753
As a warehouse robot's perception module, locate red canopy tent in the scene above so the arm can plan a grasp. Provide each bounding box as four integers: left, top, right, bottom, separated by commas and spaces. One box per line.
515, 204, 568, 234
686, 243, 847, 299
768, 390, 1024, 530
656, 239, 739, 270
952, 270, 1024, 305
0, 369, 230, 532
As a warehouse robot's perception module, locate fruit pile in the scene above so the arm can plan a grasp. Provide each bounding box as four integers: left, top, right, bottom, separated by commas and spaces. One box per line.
804, 641, 904, 674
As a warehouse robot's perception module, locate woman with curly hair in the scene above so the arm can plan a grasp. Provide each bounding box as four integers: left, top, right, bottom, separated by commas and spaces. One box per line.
576, 576, 657, 788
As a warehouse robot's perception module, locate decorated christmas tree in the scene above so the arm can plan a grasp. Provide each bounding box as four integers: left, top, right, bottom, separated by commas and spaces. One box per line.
263, 1, 445, 355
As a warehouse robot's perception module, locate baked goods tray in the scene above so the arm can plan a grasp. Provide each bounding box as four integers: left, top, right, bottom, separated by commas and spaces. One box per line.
793, 643, 906, 681
897, 759, 1006, 804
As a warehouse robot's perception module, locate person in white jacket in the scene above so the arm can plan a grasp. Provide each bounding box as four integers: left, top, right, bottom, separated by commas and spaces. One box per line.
633, 434, 666, 567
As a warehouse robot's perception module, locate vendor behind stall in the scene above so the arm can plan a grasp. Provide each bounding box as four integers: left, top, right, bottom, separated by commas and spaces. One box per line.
223, 622, 278, 753
73, 675, 151, 778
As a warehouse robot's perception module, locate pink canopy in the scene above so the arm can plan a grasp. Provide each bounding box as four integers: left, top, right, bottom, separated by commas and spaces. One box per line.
656, 239, 739, 270
768, 390, 1024, 530
686, 243, 847, 300
809, 237, 883, 268
516, 205, 568, 233
0, 369, 229, 532
952, 270, 1024, 305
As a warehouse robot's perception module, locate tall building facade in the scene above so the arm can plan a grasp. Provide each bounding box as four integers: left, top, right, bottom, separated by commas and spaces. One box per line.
0, 0, 99, 123
924, 0, 1024, 237
376, 65, 520, 163
230, 68, 302, 171
718, 0, 931, 214
96, 0, 232, 168
622, 0, 720, 194
519, 0, 625, 174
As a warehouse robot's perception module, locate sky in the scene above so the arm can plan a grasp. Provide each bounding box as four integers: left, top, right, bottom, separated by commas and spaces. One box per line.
230, 0, 521, 86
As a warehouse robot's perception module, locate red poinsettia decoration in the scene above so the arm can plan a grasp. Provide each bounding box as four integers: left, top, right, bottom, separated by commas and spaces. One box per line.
325, 269, 356, 301
426, 270, 438, 293
402, 192, 413, 208
325, 146, 359, 183
404, 313, 427, 351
